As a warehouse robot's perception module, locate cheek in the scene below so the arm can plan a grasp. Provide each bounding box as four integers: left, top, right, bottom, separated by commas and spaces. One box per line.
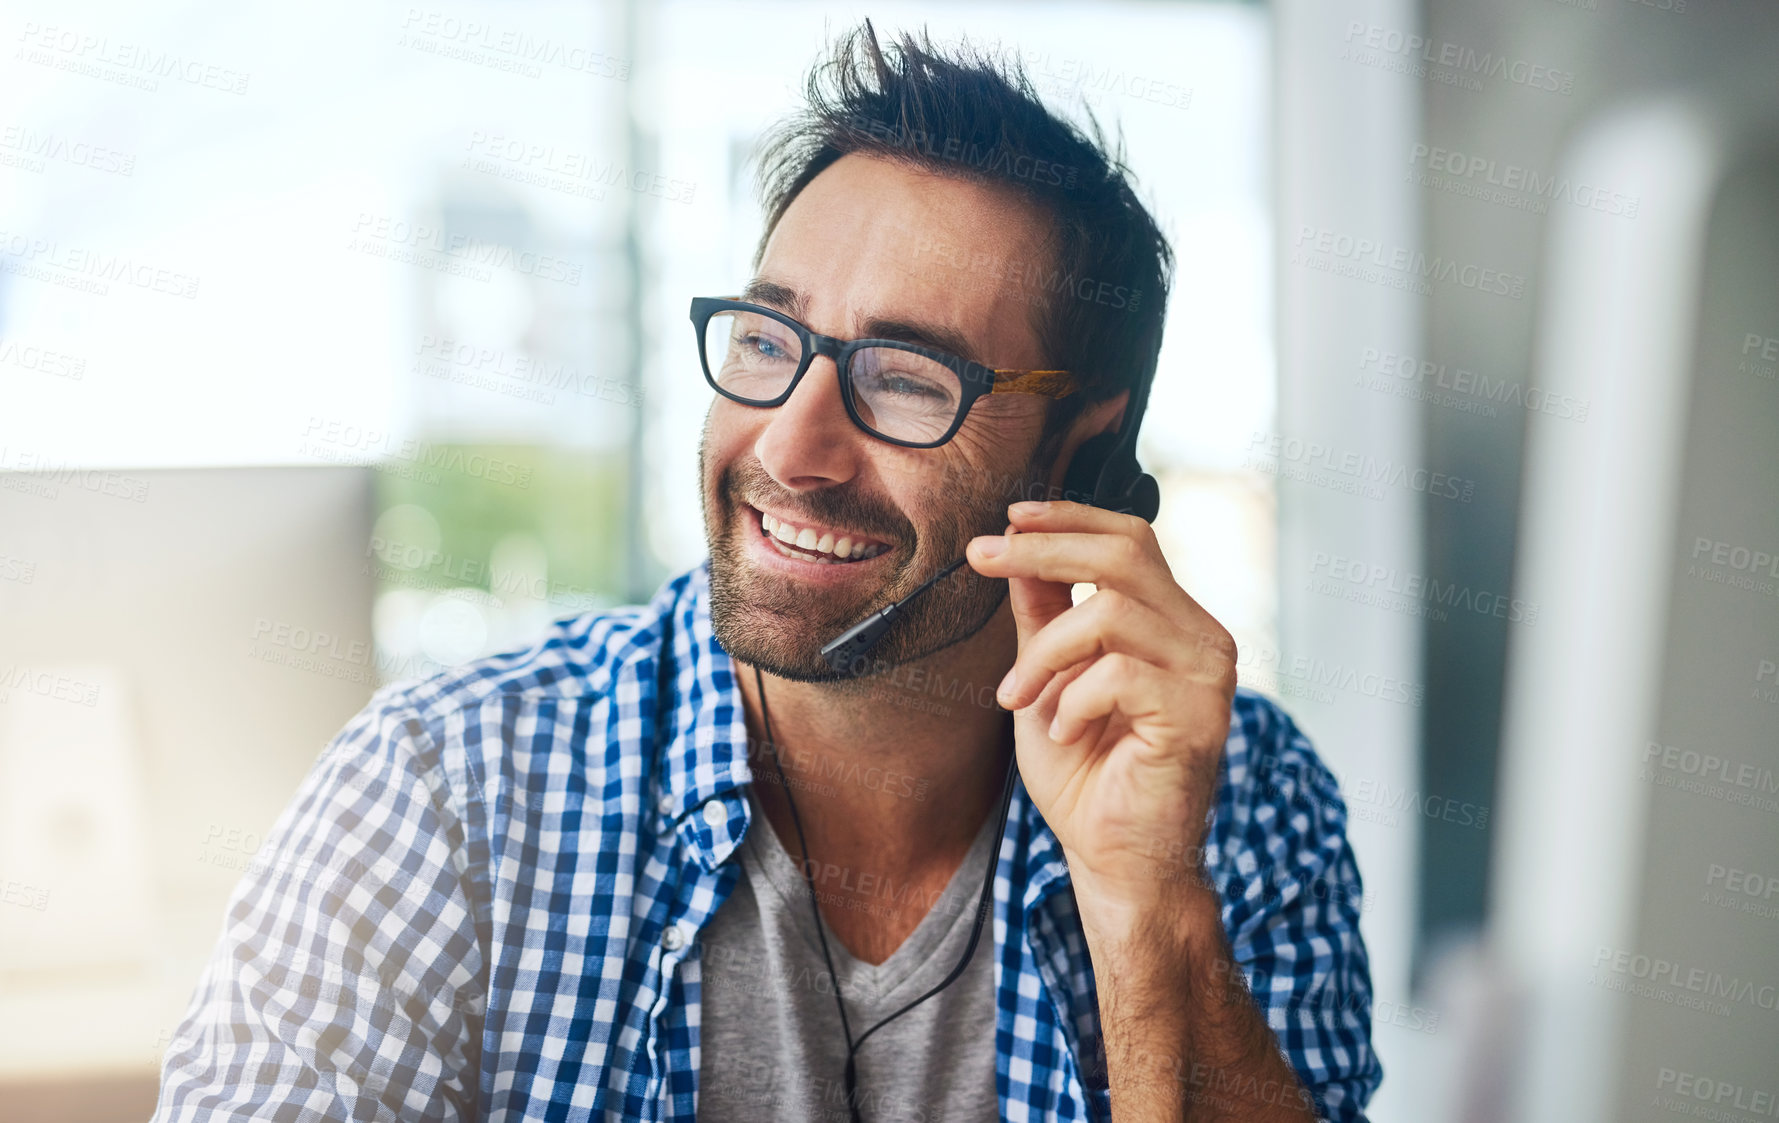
701, 403, 759, 474
942, 409, 1045, 482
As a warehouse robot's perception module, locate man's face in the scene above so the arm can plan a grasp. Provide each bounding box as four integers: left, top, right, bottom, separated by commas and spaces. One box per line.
700, 152, 1063, 682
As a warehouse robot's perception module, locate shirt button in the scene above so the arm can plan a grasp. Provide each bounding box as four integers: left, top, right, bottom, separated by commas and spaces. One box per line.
661, 923, 688, 951
701, 800, 728, 828
657, 793, 675, 816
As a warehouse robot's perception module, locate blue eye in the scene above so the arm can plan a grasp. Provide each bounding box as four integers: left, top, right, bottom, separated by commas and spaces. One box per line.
744, 333, 793, 362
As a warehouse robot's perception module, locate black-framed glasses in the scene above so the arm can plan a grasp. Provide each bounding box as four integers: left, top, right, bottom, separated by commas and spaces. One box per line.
689, 296, 1078, 449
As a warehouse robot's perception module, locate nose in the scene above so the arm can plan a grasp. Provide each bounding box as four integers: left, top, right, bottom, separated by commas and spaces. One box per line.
753, 353, 866, 493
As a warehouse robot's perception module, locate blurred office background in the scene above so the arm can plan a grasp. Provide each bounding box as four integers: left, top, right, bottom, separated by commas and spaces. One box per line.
0, 0, 1774, 1119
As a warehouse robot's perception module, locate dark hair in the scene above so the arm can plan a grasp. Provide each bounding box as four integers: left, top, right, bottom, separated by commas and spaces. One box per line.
750, 20, 1174, 439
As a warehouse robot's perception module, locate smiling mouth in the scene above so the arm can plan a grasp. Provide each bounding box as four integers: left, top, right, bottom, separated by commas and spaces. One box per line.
751, 506, 892, 565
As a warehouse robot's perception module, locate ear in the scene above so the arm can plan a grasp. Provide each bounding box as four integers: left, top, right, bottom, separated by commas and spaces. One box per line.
1047, 391, 1129, 491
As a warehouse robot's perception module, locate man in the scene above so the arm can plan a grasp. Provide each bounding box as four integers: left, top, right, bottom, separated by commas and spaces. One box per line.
155, 22, 1378, 1123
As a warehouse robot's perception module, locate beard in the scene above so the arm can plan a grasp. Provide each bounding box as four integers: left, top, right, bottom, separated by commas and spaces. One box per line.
700, 432, 1055, 686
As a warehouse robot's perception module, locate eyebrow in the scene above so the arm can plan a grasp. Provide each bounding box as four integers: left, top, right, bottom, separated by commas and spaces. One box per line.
739, 278, 983, 365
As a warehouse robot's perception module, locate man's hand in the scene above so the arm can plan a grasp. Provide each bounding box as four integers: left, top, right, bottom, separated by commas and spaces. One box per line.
966, 498, 1237, 935
968, 499, 1316, 1121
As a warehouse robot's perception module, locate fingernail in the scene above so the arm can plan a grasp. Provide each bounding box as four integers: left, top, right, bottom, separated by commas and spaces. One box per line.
1011, 501, 1047, 516
1048, 714, 1065, 741
975, 535, 1007, 557
997, 667, 1018, 703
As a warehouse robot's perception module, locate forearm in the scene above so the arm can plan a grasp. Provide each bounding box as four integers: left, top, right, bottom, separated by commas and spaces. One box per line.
1083, 879, 1319, 1122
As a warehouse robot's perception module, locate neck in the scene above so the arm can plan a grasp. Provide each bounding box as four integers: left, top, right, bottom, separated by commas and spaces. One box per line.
733, 599, 1017, 877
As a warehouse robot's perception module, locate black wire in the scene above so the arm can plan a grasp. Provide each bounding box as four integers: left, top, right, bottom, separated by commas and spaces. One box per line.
755, 665, 858, 1054
754, 664, 1018, 1123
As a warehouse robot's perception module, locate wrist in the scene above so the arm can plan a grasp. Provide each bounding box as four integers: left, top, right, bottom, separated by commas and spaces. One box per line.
1072, 863, 1225, 978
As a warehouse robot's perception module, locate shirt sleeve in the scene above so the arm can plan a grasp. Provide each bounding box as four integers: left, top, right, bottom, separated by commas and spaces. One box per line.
1208, 690, 1383, 1123
152, 690, 487, 1122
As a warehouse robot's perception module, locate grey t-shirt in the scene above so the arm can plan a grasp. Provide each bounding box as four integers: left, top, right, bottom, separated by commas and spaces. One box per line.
695, 785, 1001, 1123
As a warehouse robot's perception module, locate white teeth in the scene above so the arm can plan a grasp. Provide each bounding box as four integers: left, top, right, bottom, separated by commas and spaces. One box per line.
757, 509, 888, 562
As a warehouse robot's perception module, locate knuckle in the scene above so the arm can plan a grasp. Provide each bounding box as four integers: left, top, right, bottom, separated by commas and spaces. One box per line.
1130, 516, 1159, 550
1197, 625, 1238, 663
1093, 588, 1129, 620
1100, 651, 1137, 679
1215, 652, 1239, 693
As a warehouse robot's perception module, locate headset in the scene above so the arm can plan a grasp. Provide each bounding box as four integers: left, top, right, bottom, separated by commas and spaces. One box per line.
818, 361, 1161, 674
748, 360, 1161, 1121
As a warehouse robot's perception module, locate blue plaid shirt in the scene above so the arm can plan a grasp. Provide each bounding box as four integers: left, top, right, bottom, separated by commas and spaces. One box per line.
155, 561, 1379, 1122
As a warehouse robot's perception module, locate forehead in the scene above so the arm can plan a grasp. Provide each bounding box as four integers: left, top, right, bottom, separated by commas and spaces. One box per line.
755, 152, 1054, 366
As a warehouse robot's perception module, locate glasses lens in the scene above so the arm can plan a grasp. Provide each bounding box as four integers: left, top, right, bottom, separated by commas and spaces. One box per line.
703, 310, 804, 402
848, 346, 965, 445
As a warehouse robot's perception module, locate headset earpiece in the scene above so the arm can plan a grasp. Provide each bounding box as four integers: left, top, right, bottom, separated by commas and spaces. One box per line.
1060, 431, 1161, 524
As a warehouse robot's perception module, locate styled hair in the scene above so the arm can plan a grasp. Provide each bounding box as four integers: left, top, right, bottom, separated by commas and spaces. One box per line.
750, 20, 1174, 437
